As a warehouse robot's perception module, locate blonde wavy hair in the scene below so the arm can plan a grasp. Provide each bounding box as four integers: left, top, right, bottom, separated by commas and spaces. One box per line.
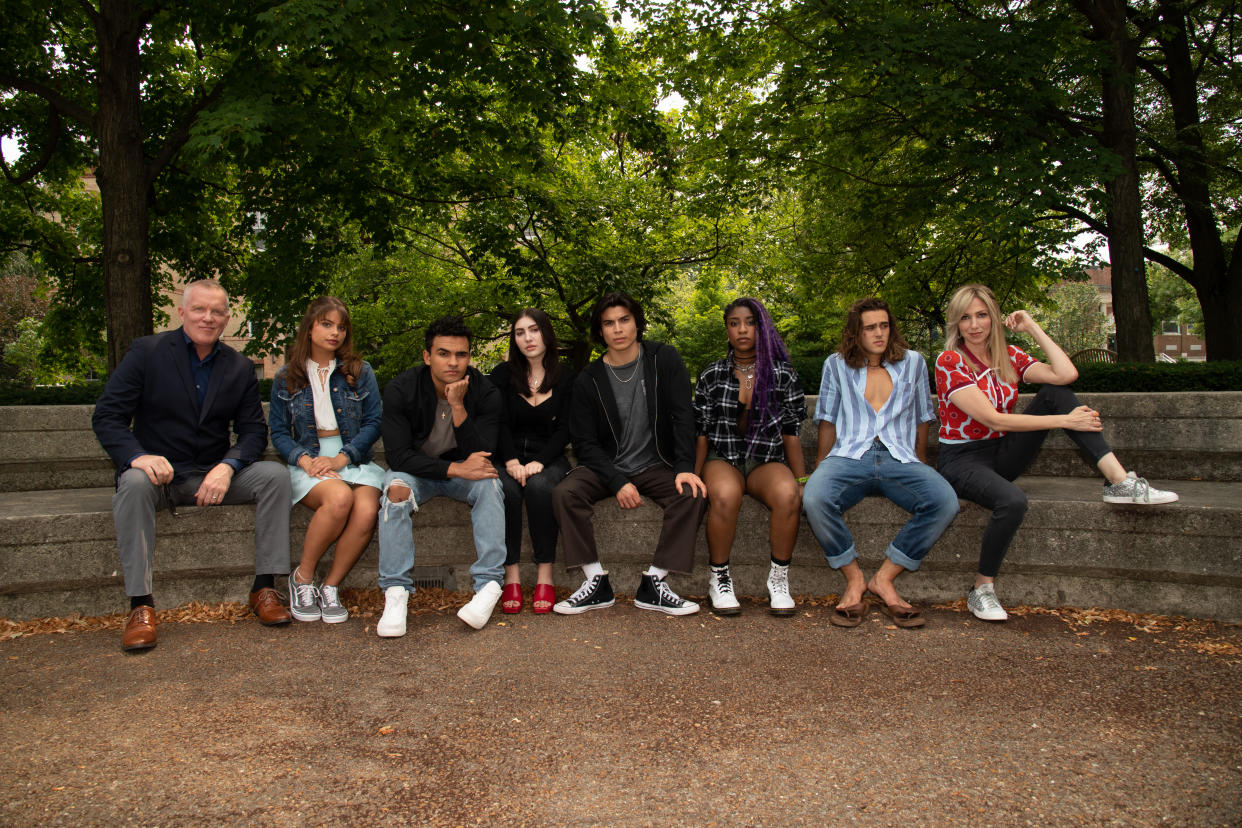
944, 284, 1017, 385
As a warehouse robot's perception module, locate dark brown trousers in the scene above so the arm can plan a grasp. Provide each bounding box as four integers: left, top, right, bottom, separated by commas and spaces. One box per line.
552, 464, 708, 573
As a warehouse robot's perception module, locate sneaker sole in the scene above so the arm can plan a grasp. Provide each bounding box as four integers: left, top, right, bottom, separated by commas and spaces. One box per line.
1103, 494, 1179, 504
376, 626, 406, 637
969, 609, 1008, 622
457, 610, 491, 630
291, 609, 321, 622
634, 600, 700, 616
552, 599, 615, 615
320, 613, 348, 624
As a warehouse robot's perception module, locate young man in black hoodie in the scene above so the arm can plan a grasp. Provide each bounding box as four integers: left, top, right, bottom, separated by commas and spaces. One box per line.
375, 316, 505, 636
553, 292, 708, 615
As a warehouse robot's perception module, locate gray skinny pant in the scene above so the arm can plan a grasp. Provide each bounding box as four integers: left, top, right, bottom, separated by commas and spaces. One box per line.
112, 462, 292, 597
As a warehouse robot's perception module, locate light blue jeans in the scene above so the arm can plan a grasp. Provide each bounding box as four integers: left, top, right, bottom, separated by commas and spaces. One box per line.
803, 441, 959, 571
377, 470, 505, 593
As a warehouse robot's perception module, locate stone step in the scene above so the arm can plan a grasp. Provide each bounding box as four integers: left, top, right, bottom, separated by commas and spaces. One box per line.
2, 477, 1238, 622
3, 391, 1239, 493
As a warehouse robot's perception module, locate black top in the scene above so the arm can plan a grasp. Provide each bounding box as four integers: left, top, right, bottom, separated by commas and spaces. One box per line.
380, 364, 501, 480
487, 361, 575, 466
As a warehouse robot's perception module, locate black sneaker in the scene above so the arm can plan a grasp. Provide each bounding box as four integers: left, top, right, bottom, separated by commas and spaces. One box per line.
634, 574, 700, 616
553, 573, 615, 614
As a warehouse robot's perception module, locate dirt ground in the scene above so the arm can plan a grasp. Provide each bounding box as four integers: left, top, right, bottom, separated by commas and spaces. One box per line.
2, 590, 1240, 827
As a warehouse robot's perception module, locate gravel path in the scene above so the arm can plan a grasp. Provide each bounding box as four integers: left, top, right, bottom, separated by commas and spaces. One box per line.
2, 599, 1239, 826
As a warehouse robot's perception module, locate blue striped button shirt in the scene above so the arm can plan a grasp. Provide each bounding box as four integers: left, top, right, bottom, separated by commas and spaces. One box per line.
814, 351, 936, 464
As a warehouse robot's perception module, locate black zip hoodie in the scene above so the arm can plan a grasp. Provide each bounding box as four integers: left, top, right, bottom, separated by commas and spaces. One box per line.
381, 364, 500, 480
568, 340, 696, 493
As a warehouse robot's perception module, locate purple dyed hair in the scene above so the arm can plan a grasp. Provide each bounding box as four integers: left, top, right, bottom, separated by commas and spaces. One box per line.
724, 297, 791, 456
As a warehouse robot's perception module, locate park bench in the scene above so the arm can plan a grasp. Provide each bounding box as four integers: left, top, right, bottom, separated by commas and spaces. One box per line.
1, 392, 1239, 622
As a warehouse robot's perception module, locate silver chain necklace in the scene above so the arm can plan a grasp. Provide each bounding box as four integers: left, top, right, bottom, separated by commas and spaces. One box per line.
606, 358, 640, 383
734, 358, 756, 390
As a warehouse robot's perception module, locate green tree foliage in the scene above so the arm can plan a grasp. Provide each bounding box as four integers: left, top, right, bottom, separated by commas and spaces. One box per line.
2, 0, 605, 368
1025, 281, 1112, 359
312, 32, 752, 375
632, 0, 1242, 361
3, 318, 43, 387
1148, 264, 1204, 334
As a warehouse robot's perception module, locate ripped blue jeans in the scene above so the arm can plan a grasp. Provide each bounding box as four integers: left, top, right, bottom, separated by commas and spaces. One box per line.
377, 470, 506, 593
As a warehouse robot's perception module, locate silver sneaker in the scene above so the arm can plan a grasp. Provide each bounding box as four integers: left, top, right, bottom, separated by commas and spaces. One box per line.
1102, 471, 1179, 505
707, 567, 741, 615
766, 562, 795, 616
288, 573, 320, 622
319, 583, 348, 624
967, 583, 1008, 622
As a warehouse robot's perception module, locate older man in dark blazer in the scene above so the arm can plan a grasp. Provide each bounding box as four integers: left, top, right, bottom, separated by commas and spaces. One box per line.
93, 279, 292, 651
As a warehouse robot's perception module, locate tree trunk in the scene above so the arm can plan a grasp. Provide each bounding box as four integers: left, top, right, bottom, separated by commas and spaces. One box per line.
1155, 3, 1240, 360
1094, 0, 1154, 363
95, 0, 153, 370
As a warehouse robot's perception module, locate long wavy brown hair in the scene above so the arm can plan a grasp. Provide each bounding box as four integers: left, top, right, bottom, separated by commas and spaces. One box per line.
284, 296, 363, 392
838, 297, 909, 369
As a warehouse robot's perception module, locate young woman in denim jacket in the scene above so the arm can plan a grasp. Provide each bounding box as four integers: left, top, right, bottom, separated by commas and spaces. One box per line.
270, 296, 384, 624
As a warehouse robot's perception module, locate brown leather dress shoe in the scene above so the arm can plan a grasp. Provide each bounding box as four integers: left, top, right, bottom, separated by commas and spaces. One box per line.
122, 606, 157, 651
249, 587, 292, 626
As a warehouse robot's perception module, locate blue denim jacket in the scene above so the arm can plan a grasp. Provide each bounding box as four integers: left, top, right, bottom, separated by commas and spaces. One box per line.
269, 361, 382, 467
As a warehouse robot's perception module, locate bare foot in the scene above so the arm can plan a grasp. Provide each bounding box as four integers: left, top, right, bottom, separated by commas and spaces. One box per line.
838, 579, 867, 609
866, 576, 912, 610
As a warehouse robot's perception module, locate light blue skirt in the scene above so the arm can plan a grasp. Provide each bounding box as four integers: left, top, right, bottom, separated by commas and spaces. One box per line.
289, 435, 386, 504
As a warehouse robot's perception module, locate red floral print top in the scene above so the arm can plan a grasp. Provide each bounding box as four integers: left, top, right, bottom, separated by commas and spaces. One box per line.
935, 345, 1037, 442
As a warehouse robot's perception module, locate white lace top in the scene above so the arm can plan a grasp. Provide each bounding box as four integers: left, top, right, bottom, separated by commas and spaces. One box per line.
307, 358, 339, 431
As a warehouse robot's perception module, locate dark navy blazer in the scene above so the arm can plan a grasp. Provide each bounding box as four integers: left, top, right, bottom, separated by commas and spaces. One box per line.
92, 328, 268, 482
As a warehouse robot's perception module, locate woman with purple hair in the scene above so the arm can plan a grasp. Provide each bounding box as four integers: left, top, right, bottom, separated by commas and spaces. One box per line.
693, 297, 808, 615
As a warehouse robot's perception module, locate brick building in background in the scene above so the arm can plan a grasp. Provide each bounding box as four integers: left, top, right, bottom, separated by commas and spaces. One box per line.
1083, 267, 1206, 362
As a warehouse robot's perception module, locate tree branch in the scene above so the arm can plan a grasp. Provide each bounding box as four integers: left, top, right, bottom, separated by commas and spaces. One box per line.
0, 75, 96, 127
0, 106, 61, 184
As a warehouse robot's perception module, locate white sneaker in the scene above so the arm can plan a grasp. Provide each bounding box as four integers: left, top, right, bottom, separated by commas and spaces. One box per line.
1102, 471, 1179, 504
457, 581, 502, 629
376, 586, 409, 637
967, 583, 1008, 622
707, 567, 741, 615
766, 562, 796, 617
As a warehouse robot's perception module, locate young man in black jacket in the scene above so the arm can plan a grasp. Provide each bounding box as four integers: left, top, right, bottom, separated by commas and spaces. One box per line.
375, 316, 506, 636
552, 292, 708, 615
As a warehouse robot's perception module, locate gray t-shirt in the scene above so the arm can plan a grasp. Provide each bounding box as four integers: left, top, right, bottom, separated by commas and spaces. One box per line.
420, 399, 457, 458
606, 356, 661, 476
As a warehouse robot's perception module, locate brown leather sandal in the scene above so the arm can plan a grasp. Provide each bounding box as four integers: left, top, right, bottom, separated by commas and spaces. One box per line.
830, 598, 870, 628
877, 600, 925, 628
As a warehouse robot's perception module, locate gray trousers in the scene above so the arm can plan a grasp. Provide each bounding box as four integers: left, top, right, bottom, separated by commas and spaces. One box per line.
112, 461, 292, 597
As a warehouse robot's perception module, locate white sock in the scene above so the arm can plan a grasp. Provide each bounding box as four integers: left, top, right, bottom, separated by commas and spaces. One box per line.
646, 566, 668, 580
582, 561, 604, 580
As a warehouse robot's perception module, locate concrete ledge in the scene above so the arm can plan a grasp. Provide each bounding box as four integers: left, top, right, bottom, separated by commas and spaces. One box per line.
3, 392, 1239, 493
2, 478, 1238, 622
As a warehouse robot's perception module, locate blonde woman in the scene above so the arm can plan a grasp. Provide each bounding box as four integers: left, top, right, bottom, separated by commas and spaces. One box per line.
935, 284, 1176, 622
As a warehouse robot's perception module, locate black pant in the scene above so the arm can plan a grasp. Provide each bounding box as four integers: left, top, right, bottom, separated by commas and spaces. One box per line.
937, 384, 1112, 578
498, 455, 572, 566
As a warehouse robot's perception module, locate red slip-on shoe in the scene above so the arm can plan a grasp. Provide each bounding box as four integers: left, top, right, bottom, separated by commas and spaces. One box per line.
501, 582, 523, 614
532, 583, 555, 614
